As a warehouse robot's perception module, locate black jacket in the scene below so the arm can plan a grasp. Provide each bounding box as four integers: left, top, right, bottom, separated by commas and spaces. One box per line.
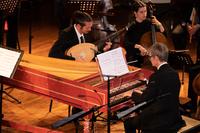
133, 64, 185, 132
48, 26, 94, 60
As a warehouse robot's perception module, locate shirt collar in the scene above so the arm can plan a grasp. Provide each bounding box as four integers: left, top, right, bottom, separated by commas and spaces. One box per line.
157, 62, 167, 70
74, 24, 84, 38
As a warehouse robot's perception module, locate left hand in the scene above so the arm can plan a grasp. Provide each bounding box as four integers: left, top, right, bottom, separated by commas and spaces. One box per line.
151, 16, 160, 25
103, 41, 112, 51
151, 16, 164, 32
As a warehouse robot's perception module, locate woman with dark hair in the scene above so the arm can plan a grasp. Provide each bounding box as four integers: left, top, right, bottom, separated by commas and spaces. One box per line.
123, 0, 164, 67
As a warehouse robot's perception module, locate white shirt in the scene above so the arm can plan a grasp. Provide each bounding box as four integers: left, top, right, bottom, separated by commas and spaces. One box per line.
157, 62, 168, 70
74, 24, 85, 44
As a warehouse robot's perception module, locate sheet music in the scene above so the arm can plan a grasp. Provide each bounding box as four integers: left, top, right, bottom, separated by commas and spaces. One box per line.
97, 47, 129, 80
0, 47, 21, 78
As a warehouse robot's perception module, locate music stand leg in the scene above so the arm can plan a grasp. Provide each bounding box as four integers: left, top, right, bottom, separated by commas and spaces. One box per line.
94, 112, 107, 122
180, 55, 186, 85
3, 90, 21, 104
181, 65, 185, 84
107, 76, 111, 133
16, 0, 22, 51
2, 85, 21, 104
90, 111, 95, 133
49, 99, 53, 112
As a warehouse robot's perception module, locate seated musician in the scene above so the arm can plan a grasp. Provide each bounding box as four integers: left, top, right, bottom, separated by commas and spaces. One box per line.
165, 0, 200, 115
184, 0, 200, 113
123, 43, 185, 133
123, 0, 164, 67
48, 10, 112, 131
48, 10, 112, 61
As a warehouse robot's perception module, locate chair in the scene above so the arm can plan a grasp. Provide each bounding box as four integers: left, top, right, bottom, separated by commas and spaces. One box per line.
178, 115, 200, 133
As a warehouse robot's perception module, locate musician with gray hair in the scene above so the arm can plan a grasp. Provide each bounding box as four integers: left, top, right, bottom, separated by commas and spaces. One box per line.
48, 10, 112, 131
123, 43, 185, 133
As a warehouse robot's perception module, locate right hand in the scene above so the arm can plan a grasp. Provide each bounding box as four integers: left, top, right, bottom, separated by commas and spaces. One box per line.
103, 41, 112, 52
187, 24, 200, 36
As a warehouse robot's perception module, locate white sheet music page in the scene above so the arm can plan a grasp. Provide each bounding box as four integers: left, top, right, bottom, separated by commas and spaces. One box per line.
0, 47, 21, 78
97, 47, 129, 80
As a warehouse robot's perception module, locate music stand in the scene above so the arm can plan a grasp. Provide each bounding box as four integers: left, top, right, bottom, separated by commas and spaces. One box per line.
103, 75, 113, 133
0, 0, 23, 103
64, 0, 103, 17
0, 0, 20, 49
0, 0, 18, 15
64, 0, 104, 31
52, 104, 106, 133
0, 46, 23, 131
168, 50, 194, 84
96, 47, 129, 133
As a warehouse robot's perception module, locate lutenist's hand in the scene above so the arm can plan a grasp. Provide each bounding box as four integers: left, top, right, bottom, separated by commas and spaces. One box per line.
103, 41, 112, 52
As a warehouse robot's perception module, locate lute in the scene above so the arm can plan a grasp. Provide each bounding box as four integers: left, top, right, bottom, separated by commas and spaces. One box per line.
66, 23, 133, 62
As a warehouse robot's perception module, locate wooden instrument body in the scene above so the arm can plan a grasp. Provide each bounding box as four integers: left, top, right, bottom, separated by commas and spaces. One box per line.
0, 54, 153, 113
66, 43, 97, 62
139, 2, 174, 58
0, 54, 103, 111
77, 68, 153, 112
66, 42, 127, 62
140, 31, 174, 50
0, 54, 153, 133
65, 25, 129, 62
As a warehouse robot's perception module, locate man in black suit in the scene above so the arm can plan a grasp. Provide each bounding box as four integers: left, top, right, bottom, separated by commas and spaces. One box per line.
123, 43, 185, 133
48, 10, 112, 132
49, 10, 111, 60
184, 0, 200, 113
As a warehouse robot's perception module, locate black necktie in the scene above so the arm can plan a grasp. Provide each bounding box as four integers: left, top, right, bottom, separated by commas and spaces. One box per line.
80, 36, 84, 43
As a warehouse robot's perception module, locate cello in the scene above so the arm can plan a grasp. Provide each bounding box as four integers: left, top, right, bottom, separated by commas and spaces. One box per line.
140, 2, 174, 51
138, 1, 174, 68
